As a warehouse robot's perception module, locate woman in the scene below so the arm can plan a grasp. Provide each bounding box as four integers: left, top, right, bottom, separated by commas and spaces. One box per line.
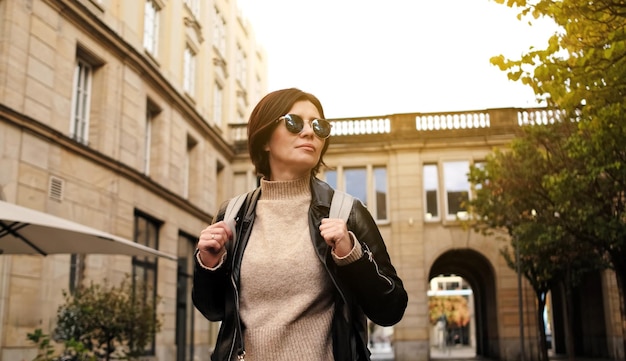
193, 88, 407, 361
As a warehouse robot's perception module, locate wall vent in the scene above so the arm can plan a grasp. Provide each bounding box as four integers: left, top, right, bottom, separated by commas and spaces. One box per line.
48, 176, 64, 202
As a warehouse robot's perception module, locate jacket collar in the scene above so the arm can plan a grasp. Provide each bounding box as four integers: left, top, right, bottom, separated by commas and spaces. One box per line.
310, 176, 334, 210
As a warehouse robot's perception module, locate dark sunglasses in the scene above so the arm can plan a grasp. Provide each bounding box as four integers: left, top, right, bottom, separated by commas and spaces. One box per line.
276, 114, 332, 139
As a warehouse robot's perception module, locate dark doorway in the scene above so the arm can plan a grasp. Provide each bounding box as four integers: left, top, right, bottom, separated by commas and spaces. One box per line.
429, 249, 500, 360
550, 270, 608, 359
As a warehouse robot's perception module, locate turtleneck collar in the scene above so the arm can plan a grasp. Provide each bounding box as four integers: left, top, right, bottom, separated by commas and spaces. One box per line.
260, 176, 311, 200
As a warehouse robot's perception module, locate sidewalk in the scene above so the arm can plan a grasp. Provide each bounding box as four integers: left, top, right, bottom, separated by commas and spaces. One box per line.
549, 356, 612, 361
375, 344, 613, 361
430, 345, 613, 361
431, 345, 478, 360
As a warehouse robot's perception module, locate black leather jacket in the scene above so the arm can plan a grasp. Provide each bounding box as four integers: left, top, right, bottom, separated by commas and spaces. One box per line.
192, 177, 408, 361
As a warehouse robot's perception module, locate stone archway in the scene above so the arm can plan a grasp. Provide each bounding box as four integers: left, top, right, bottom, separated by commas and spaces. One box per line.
429, 249, 500, 359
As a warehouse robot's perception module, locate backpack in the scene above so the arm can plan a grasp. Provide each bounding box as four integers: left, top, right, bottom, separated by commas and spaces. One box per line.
222, 189, 354, 235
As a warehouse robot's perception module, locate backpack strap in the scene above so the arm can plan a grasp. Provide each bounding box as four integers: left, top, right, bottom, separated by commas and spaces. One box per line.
224, 193, 247, 224
223, 193, 247, 238
329, 190, 354, 222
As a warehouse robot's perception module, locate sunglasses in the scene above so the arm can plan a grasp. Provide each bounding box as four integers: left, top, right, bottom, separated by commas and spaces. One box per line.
276, 114, 332, 139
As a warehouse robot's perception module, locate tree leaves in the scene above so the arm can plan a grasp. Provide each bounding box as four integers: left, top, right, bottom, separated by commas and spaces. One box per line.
485, 0, 626, 358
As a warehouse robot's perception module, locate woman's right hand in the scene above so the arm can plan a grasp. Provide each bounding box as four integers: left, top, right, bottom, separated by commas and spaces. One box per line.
197, 221, 234, 268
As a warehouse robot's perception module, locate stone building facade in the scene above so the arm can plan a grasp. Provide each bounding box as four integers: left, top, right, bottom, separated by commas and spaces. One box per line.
0, 0, 265, 360
0, 1, 623, 361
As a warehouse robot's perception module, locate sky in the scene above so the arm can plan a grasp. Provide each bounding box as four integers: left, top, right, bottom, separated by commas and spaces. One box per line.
237, 0, 558, 119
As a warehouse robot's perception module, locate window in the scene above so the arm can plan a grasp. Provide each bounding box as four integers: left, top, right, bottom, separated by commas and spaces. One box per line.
473, 161, 486, 191
144, 100, 161, 175
216, 161, 225, 206
325, 170, 337, 189
444, 161, 470, 219
213, 82, 223, 125
70, 58, 92, 144
424, 161, 476, 221
183, 46, 196, 97
213, 7, 226, 56
184, 0, 200, 19
176, 232, 196, 361
374, 167, 387, 220
71, 48, 103, 146
324, 165, 388, 221
255, 73, 262, 103
235, 44, 247, 86
423, 164, 439, 220
345, 168, 367, 206
69, 254, 85, 293
443, 161, 470, 220
143, 0, 160, 56
184, 135, 198, 199
144, 110, 152, 175
133, 212, 161, 355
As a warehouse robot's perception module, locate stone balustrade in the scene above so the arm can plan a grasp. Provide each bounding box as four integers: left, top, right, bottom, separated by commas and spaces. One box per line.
228, 107, 563, 146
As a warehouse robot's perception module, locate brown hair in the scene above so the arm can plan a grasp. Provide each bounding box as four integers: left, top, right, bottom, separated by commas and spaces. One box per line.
247, 88, 330, 178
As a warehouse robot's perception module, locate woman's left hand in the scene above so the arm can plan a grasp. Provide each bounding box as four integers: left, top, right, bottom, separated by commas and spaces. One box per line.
320, 218, 353, 257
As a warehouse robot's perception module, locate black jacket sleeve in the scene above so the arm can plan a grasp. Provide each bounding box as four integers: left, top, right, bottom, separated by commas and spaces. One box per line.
191, 206, 230, 322
336, 199, 408, 326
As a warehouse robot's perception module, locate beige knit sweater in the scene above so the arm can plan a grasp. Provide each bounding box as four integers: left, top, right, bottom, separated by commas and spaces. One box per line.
239, 177, 334, 360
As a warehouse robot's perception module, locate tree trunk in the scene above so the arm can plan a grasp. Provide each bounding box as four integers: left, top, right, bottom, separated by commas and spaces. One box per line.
559, 280, 576, 361
610, 252, 626, 360
106, 338, 113, 361
535, 291, 548, 361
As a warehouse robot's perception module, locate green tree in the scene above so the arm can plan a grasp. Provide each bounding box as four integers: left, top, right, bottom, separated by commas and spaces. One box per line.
467, 122, 606, 361
491, 0, 626, 357
28, 277, 162, 361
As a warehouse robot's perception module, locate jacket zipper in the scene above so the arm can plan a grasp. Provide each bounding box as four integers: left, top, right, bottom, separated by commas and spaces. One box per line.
361, 242, 393, 287
230, 274, 246, 360
229, 215, 248, 360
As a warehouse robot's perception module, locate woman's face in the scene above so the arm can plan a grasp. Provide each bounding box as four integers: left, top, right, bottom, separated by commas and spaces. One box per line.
264, 100, 326, 181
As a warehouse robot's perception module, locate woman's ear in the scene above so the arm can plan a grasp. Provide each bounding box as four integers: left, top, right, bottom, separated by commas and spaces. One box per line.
264, 142, 270, 152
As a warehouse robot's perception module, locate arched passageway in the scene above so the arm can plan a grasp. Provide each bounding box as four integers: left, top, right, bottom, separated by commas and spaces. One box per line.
429, 249, 499, 360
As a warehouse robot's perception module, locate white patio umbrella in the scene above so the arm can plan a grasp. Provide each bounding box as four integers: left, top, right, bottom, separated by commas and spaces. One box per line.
0, 200, 176, 260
